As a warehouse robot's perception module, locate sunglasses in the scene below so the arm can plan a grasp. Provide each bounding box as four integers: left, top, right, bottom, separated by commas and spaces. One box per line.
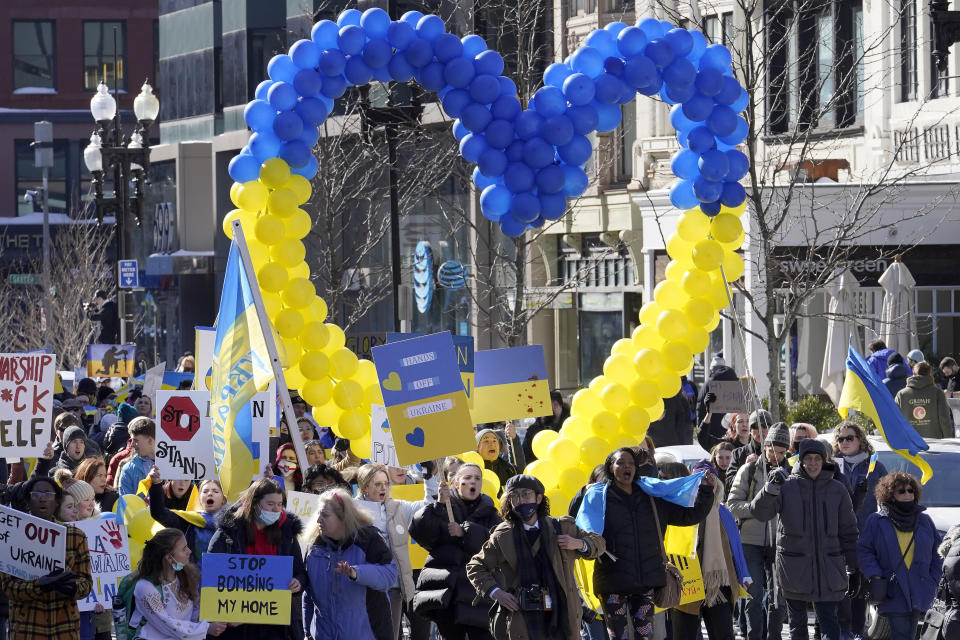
837, 435, 858, 443
30, 491, 56, 499
895, 487, 915, 495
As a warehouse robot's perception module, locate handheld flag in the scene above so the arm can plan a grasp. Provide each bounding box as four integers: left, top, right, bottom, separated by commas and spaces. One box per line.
576, 473, 705, 534
867, 452, 879, 476
210, 240, 274, 500
838, 342, 932, 483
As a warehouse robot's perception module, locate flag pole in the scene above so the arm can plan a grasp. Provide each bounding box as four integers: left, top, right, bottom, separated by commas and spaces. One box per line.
230, 220, 311, 475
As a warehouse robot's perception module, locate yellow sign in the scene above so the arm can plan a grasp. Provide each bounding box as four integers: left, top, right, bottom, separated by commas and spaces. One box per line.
390, 484, 429, 570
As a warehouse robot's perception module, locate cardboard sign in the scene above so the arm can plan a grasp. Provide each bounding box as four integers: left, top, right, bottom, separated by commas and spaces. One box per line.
370, 404, 399, 467
285, 491, 320, 551
0, 353, 56, 458
155, 391, 218, 480
387, 333, 475, 406
471, 345, 552, 423
86, 344, 136, 378
141, 363, 165, 417
708, 380, 752, 414
372, 332, 475, 466
199, 553, 293, 624
194, 326, 215, 392
73, 518, 131, 611
0, 504, 67, 579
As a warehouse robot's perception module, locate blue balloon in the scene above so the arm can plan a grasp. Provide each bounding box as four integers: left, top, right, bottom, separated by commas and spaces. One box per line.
299, 123, 319, 147
475, 50, 505, 76
505, 140, 525, 162
718, 116, 748, 145
311, 20, 339, 48
595, 103, 621, 132
461, 102, 493, 132
268, 55, 298, 83
255, 80, 273, 101
452, 119, 469, 140
707, 105, 738, 137
419, 61, 446, 91
665, 28, 693, 57
637, 75, 663, 96
701, 201, 722, 216
401, 11, 424, 27
444, 57, 476, 88
319, 49, 347, 76
228, 153, 260, 183
569, 46, 604, 78
294, 97, 329, 126
605, 21, 628, 37
682, 93, 715, 121
244, 100, 275, 132
670, 149, 700, 179
268, 82, 298, 111
499, 213, 527, 237
638, 17, 665, 40
540, 192, 568, 219
510, 193, 541, 223
388, 55, 414, 81
478, 148, 508, 177
360, 8, 390, 38
338, 25, 365, 55
388, 21, 416, 50
669, 179, 699, 209
558, 135, 592, 165
585, 29, 618, 59
459, 133, 488, 163
491, 95, 522, 120
618, 27, 648, 57
594, 73, 623, 104
515, 110, 544, 139
416, 15, 446, 42
687, 30, 707, 62
404, 38, 434, 67
720, 181, 746, 207
531, 86, 566, 117
498, 76, 517, 97
694, 177, 723, 202
545, 62, 575, 88
337, 9, 362, 26
249, 131, 283, 162
542, 115, 574, 147
290, 40, 321, 70
726, 150, 749, 181
363, 39, 392, 68
664, 82, 697, 104
567, 105, 598, 135
605, 57, 625, 76
698, 149, 730, 181
473, 167, 497, 190
345, 56, 373, 85
462, 34, 487, 57
523, 137, 555, 169
279, 140, 311, 168
469, 74, 500, 104
485, 119, 515, 149
536, 164, 565, 194
623, 55, 658, 89
291, 154, 319, 179
730, 88, 749, 113
663, 58, 696, 89
293, 69, 323, 97
273, 111, 304, 141
563, 73, 596, 106
480, 185, 510, 219
669, 103, 694, 132
562, 165, 589, 197
700, 44, 733, 73
696, 69, 725, 97
715, 76, 742, 105
504, 162, 535, 193
433, 33, 463, 62
371, 61, 393, 82
687, 126, 717, 153
321, 74, 346, 98
645, 38, 676, 68
442, 89, 472, 118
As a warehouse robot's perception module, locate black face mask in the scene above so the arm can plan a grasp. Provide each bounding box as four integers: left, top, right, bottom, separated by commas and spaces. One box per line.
511, 502, 538, 521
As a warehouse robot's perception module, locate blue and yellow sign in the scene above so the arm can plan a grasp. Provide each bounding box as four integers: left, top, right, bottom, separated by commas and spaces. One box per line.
387, 332, 475, 407
86, 344, 136, 378
471, 345, 552, 423
199, 553, 292, 624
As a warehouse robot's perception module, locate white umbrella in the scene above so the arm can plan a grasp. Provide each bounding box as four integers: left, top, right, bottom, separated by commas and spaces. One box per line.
821, 268, 861, 405
878, 259, 917, 357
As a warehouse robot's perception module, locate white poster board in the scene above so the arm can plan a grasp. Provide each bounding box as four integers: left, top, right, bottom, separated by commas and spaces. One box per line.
709, 380, 754, 414
370, 404, 399, 467
155, 391, 218, 480
194, 327, 215, 392
0, 504, 67, 579
141, 363, 166, 417
0, 353, 56, 458
286, 491, 320, 551
73, 518, 131, 611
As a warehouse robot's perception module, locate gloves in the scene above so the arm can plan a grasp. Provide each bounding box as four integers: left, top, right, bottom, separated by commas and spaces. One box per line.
845, 571, 862, 599
705, 392, 717, 405
36, 569, 74, 593
852, 480, 868, 510
53, 574, 77, 597
768, 468, 788, 485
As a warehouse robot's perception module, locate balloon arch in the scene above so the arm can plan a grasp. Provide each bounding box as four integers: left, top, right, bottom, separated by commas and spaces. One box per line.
223, 8, 750, 506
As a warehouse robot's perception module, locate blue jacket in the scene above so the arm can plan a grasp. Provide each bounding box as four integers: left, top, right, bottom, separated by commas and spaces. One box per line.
117, 455, 153, 496
884, 362, 911, 396
834, 453, 887, 529
857, 506, 943, 614
867, 348, 896, 383
303, 525, 398, 640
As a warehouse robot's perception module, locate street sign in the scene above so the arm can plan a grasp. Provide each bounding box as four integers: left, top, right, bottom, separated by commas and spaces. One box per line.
8, 273, 39, 285
118, 260, 139, 288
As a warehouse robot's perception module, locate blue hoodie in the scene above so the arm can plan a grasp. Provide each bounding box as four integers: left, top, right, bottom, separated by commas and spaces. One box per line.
884, 361, 911, 396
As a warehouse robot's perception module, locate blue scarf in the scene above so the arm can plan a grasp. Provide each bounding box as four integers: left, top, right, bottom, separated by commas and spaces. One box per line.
575, 472, 704, 535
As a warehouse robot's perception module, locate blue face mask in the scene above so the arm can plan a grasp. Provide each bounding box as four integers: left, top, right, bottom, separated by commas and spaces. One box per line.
511, 502, 538, 522
258, 509, 281, 526
171, 561, 185, 572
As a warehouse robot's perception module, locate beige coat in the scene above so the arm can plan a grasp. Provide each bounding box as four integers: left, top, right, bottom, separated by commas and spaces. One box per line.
466, 515, 605, 640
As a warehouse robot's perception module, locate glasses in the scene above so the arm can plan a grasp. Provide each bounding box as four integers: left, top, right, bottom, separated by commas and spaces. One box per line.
837, 435, 858, 443
308, 482, 334, 494
895, 487, 915, 495
30, 491, 55, 499
368, 481, 388, 490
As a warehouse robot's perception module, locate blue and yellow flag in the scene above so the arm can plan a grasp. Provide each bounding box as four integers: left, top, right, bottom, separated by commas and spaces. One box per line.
210, 241, 274, 500
576, 473, 705, 534
838, 343, 932, 483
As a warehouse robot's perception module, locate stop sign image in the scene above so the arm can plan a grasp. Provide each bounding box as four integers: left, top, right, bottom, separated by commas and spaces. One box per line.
160, 395, 201, 441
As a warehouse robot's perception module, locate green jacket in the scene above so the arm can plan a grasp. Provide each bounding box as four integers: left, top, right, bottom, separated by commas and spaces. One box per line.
895, 376, 953, 439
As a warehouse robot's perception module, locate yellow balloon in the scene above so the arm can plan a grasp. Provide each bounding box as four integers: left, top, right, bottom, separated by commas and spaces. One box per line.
254, 215, 285, 245
280, 336, 301, 367
632, 325, 664, 350
354, 359, 378, 387
285, 364, 307, 390
692, 239, 723, 271
588, 376, 609, 396
610, 433, 639, 450
666, 235, 694, 264
237, 181, 268, 212
230, 181, 243, 208
325, 324, 346, 351
560, 416, 592, 443
333, 379, 364, 410
300, 350, 331, 380
683, 297, 714, 327
707, 276, 731, 309
461, 451, 484, 467
580, 436, 610, 466
126, 509, 158, 542
681, 268, 712, 298
313, 403, 343, 428
545, 487, 571, 516
571, 388, 602, 416
603, 354, 634, 384
611, 338, 635, 356
284, 174, 312, 204
481, 478, 499, 498
656, 374, 681, 398
331, 348, 360, 379
662, 341, 693, 373
600, 383, 630, 413
721, 251, 745, 282
630, 379, 659, 408
307, 297, 329, 324
270, 239, 307, 268
274, 308, 305, 339
262, 290, 283, 319
260, 158, 291, 189
720, 201, 747, 216
638, 302, 661, 326
284, 208, 312, 240
682, 326, 711, 353
282, 277, 316, 309
634, 348, 665, 378
557, 466, 588, 495
547, 437, 580, 468
532, 429, 561, 460
720, 229, 746, 251
115, 494, 147, 523
590, 411, 619, 436
222, 209, 257, 239
290, 262, 311, 280
337, 411, 366, 439
482, 468, 501, 494
645, 397, 665, 422
656, 309, 690, 342
128, 538, 145, 569
620, 406, 650, 439
301, 377, 334, 407
267, 188, 298, 217
677, 210, 711, 242
664, 260, 686, 282
352, 432, 372, 459
710, 213, 742, 243
526, 460, 560, 489
364, 382, 384, 406
301, 322, 330, 351
653, 280, 687, 310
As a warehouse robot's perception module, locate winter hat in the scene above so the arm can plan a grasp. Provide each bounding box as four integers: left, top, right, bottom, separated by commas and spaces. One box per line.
116, 402, 138, 424
64, 479, 95, 503
503, 474, 545, 495
907, 349, 925, 363
692, 459, 718, 477
887, 352, 904, 366
475, 428, 501, 445
99, 413, 118, 433
76, 378, 98, 398
798, 438, 828, 461
764, 422, 791, 449
63, 426, 86, 446
749, 409, 774, 430
710, 352, 726, 368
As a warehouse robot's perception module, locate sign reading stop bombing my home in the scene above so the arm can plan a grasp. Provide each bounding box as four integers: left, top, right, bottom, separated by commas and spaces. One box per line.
199, 553, 292, 624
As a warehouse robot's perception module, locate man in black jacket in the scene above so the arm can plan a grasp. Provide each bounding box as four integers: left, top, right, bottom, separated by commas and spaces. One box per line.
648, 384, 694, 447
86, 289, 119, 344
725, 410, 774, 493
696, 362, 739, 451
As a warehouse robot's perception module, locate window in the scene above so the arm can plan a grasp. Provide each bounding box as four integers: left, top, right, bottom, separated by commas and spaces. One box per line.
916, 287, 960, 355
704, 13, 734, 46
931, 13, 949, 99
84, 21, 125, 91
14, 139, 69, 215
617, 104, 636, 181
247, 28, 285, 100
899, 0, 917, 102
12, 21, 56, 91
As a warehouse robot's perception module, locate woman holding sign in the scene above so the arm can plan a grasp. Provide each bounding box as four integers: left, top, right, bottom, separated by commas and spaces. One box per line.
147, 467, 227, 568
0, 475, 93, 640
208, 478, 307, 640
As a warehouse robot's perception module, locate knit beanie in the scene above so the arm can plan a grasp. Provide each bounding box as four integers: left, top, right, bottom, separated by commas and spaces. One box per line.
764, 422, 791, 449
749, 409, 773, 430
63, 425, 86, 446
475, 428, 500, 444
64, 479, 95, 503
116, 402, 138, 424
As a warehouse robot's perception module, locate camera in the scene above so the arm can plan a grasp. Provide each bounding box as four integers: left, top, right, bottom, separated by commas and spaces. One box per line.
518, 585, 552, 611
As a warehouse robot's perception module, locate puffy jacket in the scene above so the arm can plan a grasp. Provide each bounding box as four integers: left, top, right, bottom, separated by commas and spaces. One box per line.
867, 348, 896, 383
941, 526, 960, 602
648, 390, 694, 447
751, 441, 860, 602
302, 525, 398, 640
725, 438, 762, 495
833, 453, 887, 530
857, 505, 942, 614
896, 376, 954, 439
409, 493, 502, 627
884, 362, 911, 396
593, 482, 713, 595
726, 456, 788, 548
696, 365, 739, 451
148, 483, 222, 568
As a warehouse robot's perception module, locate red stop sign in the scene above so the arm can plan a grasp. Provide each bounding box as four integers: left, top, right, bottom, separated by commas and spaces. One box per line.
159, 396, 201, 441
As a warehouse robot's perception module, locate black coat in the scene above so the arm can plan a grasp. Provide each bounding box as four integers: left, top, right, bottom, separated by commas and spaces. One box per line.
523, 406, 570, 462
648, 391, 694, 447
725, 438, 762, 494
409, 493, 502, 627
696, 365, 739, 451
593, 482, 714, 595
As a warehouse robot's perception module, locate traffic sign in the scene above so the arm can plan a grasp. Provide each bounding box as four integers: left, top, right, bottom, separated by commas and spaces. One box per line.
8, 273, 39, 285
118, 260, 139, 288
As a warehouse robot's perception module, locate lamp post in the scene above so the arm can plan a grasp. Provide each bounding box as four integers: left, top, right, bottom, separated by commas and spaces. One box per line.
83, 79, 159, 344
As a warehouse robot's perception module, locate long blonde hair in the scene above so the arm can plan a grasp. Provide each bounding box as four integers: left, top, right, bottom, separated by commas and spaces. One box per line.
306, 488, 373, 544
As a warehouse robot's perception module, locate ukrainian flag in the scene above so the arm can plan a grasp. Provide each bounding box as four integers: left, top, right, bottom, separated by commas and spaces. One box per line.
210, 241, 273, 500
838, 343, 932, 483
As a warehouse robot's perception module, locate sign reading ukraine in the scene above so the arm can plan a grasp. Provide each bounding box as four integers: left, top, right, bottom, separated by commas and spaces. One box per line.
199, 553, 292, 624
471, 345, 552, 423
371, 332, 474, 466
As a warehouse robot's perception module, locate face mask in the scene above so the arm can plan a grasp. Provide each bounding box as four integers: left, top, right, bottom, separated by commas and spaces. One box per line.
511, 502, 538, 522
258, 509, 281, 526
277, 460, 297, 477
171, 561, 185, 572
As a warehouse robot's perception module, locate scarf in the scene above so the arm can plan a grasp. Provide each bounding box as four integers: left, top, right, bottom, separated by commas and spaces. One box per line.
884, 501, 918, 531
512, 523, 565, 636
700, 484, 733, 606
840, 452, 869, 474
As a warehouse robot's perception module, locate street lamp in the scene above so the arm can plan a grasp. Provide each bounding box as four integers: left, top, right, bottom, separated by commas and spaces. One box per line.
84, 78, 160, 344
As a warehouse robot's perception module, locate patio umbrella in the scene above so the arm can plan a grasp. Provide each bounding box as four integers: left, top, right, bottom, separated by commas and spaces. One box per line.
821, 268, 861, 404
878, 259, 917, 357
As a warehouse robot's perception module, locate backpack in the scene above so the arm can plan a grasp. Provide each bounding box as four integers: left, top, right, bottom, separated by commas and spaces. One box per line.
115, 574, 162, 640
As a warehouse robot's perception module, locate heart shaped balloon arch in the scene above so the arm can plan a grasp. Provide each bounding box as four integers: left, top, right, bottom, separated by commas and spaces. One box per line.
216, 8, 749, 509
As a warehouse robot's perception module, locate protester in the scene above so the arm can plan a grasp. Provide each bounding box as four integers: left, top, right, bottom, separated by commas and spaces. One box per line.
941, 357, 960, 393
709, 442, 735, 489
725, 410, 773, 493
476, 426, 522, 489
301, 463, 349, 494
696, 360, 740, 451
936, 525, 960, 632
439, 456, 464, 483
74, 457, 119, 512
55, 483, 80, 522
129, 528, 226, 640
858, 472, 942, 640
896, 362, 953, 439
147, 467, 226, 568
63, 478, 99, 521
410, 463, 502, 640
208, 478, 307, 640
302, 488, 397, 640
86, 289, 119, 344
907, 349, 925, 369
788, 423, 817, 455
0, 476, 93, 640
866, 339, 896, 383
884, 352, 911, 396
330, 437, 363, 472
304, 440, 326, 466
54, 426, 92, 474
724, 413, 752, 447
522, 391, 570, 462
118, 417, 157, 496
51, 412, 85, 465
466, 474, 606, 640
752, 439, 860, 640
648, 383, 695, 446
274, 443, 303, 493
61, 478, 107, 640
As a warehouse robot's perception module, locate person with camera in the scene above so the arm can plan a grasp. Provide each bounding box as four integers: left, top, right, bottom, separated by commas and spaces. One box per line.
85, 289, 118, 345
466, 474, 605, 640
